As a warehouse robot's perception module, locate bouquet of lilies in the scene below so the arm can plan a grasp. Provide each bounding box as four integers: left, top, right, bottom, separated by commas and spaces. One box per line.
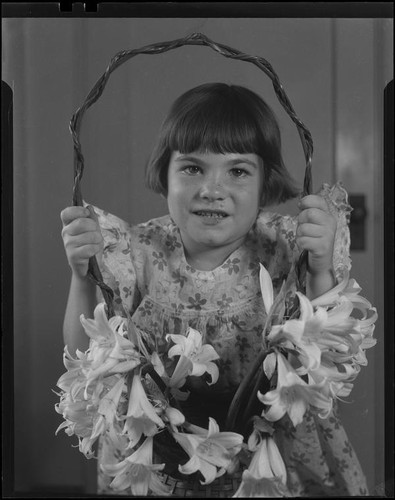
55, 262, 377, 497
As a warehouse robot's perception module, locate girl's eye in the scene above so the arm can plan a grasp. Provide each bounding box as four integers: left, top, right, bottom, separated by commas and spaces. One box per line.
230, 168, 248, 178
182, 165, 202, 175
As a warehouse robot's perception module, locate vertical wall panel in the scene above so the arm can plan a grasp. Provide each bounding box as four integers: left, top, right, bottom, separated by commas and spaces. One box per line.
4, 18, 32, 492
4, 18, 92, 492
334, 19, 392, 494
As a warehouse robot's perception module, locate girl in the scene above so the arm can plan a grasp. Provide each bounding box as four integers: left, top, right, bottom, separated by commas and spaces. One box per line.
61, 83, 367, 496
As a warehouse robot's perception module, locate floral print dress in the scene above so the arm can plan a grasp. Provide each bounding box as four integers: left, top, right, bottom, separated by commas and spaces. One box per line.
94, 183, 368, 497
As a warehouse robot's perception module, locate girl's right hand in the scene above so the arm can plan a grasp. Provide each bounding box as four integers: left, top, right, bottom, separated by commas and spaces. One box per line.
60, 205, 103, 279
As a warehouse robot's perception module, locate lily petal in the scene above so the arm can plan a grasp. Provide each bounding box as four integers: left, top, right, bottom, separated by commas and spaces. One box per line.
259, 263, 274, 313
126, 373, 165, 428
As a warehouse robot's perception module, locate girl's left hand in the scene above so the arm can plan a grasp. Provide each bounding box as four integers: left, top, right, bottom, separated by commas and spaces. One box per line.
296, 195, 337, 276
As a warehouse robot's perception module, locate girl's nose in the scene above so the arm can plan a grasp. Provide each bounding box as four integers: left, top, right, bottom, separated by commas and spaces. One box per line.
199, 171, 225, 201
199, 181, 226, 201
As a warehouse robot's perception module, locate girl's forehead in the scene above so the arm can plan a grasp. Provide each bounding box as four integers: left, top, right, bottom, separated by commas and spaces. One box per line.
170, 150, 262, 166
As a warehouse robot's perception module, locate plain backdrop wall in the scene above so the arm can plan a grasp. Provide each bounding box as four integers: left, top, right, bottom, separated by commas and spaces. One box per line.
2, 16, 392, 495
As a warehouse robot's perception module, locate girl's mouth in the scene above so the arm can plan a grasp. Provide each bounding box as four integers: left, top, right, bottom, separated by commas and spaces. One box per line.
194, 210, 228, 219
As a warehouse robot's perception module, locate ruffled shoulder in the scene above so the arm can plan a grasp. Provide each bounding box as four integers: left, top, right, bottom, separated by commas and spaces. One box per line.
253, 210, 299, 277
85, 204, 139, 316
317, 182, 352, 274
254, 181, 352, 280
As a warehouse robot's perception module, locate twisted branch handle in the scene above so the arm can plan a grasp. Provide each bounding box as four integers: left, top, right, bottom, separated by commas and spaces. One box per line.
70, 32, 313, 315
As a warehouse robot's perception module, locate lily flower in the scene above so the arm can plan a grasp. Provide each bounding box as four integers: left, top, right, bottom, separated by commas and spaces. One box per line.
172, 417, 244, 485
267, 292, 326, 371
80, 302, 127, 343
56, 346, 92, 393
55, 392, 101, 458
79, 304, 141, 393
139, 377, 186, 429
101, 436, 170, 496
311, 272, 371, 311
163, 405, 185, 427
168, 355, 193, 389
123, 372, 165, 448
311, 277, 377, 355
62, 345, 90, 371
307, 352, 360, 401
75, 377, 128, 456
258, 352, 333, 426
55, 373, 123, 458
309, 270, 350, 307
233, 435, 289, 497
166, 327, 219, 388
93, 377, 125, 434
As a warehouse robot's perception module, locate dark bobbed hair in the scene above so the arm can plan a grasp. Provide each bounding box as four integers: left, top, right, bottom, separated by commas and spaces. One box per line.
145, 83, 300, 206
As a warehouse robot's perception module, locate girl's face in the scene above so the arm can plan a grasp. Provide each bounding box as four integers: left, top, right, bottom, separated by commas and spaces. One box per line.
167, 150, 264, 268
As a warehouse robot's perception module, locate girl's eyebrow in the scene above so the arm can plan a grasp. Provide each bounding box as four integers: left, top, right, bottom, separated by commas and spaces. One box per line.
175, 155, 258, 168
228, 158, 258, 168
174, 155, 205, 164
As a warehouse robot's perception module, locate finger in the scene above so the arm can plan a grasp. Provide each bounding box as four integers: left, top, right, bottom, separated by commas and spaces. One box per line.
61, 206, 90, 226
298, 207, 331, 225
296, 237, 333, 261
298, 195, 329, 212
63, 217, 100, 236
69, 243, 103, 260
296, 223, 324, 238
65, 230, 103, 248
86, 204, 100, 223
296, 236, 311, 252
62, 220, 102, 244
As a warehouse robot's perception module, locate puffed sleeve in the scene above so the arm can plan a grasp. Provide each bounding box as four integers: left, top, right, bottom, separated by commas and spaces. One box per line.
285, 182, 352, 280
257, 181, 352, 287
88, 205, 141, 317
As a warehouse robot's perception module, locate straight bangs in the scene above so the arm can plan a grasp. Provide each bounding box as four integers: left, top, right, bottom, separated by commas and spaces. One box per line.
165, 100, 261, 156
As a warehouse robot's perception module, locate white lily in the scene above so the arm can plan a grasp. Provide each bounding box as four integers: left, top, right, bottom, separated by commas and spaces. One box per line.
166, 327, 219, 387
95, 377, 125, 430
310, 270, 350, 307
56, 346, 90, 393
101, 436, 170, 496
258, 351, 333, 426
80, 302, 126, 343
123, 372, 165, 448
79, 304, 141, 395
172, 417, 243, 485
267, 292, 325, 371
55, 371, 123, 458
233, 434, 289, 497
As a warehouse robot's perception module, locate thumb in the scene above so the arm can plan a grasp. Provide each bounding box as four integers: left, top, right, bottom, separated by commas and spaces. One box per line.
86, 204, 99, 224
86, 204, 104, 264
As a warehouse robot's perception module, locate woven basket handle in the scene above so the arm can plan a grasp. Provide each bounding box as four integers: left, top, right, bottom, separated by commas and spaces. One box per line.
70, 32, 313, 315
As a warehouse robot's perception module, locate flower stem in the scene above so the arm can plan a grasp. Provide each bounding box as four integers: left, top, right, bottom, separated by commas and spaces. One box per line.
141, 363, 167, 393
225, 350, 267, 432
141, 363, 183, 413
240, 366, 270, 429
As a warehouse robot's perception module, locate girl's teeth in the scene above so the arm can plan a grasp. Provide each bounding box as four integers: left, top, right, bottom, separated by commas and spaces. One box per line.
197, 212, 226, 218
